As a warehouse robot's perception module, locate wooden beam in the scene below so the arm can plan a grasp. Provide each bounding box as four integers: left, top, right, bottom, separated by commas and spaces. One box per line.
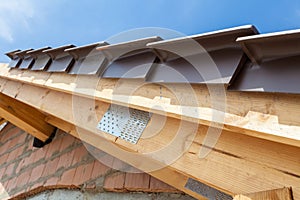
0, 65, 300, 147
45, 115, 207, 200
0, 92, 55, 142
0, 64, 299, 198
234, 187, 293, 200
0, 118, 6, 125
4, 81, 298, 198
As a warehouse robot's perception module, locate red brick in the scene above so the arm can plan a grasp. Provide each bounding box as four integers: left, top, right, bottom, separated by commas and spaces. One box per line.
16, 153, 35, 174
45, 138, 63, 159
86, 144, 106, 158
32, 146, 48, 163
2, 178, 9, 189
0, 141, 11, 155
56, 130, 66, 139
28, 164, 45, 183
103, 173, 126, 192
71, 145, 89, 166
73, 137, 82, 145
7, 136, 21, 149
3, 163, 15, 178
0, 167, 6, 177
72, 162, 94, 185
17, 133, 28, 145
91, 160, 110, 179
59, 134, 75, 151
124, 173, 150, 191
42, 157, 59, 177
24, 142, 34, 152
44, 176, 59, 187
0, 154, 9, 166
85, 182, 96, 190
57, 167, 76, 186
98, 153, 114, 169
16, 170, 31, 189
56, 149, 75, 171
13, 187, 28, 199
149, 177, 178, 192
6, 145, 24, 163
6, 177, 17, 193
0, 127, 21, 143
29, 181, 44, 192
112, 158, 134, 172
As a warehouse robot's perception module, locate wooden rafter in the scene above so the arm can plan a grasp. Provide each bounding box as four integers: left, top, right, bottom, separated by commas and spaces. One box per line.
234, 187, 293, 200
0, 65, 300, 147
0, 117, 6, 125
0, 63, 299, 199
0, 91, 55, 142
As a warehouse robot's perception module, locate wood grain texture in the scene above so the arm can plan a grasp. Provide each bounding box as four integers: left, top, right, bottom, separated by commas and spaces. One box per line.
0, 92, 55, 141
1, 81, 298, 198
1, 64, 300, 199
0, 65, 299, 147
234, 187, 293, 200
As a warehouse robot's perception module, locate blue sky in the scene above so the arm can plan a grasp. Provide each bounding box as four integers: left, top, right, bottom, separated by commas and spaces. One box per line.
1, 0, 300, 62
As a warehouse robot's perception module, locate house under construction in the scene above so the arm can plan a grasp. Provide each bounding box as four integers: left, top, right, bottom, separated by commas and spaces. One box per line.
0, 25, 299, 200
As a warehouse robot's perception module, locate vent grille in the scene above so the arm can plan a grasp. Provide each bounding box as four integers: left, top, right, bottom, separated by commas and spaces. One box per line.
97, 105, 151, 144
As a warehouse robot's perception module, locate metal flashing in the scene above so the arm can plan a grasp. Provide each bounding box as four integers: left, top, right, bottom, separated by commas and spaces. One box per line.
27, 47, 52, 57
15, 49, 34, 69
228, 56, 300, 94
147, 25, 258, 61
97, 36, 162, 61
66, 42, 109, 75
5, 50, 22, 68
237, 29, 300, 64
146, 49, 247, 84
28, 47, 52, 71
43, 44, 76, 72
5, 49, 21, 59
97, 37, 161, 79
229, 29, 300, 93
66, 42, 108, 59
146, 25, 257, 84
101, 50, 157, 79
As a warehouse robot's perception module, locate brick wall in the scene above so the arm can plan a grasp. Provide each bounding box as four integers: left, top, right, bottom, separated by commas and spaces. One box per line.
0, 123, 192, 200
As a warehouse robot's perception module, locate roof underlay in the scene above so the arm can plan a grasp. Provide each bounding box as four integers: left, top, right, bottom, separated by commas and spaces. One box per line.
0, 25, 300, 200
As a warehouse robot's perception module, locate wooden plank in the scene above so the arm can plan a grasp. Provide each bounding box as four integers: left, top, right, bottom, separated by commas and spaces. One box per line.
0, 92, 55, 141
234, 187, 292, 200
45, 115, 207, 200
0, 118, 6, 124
293, 187, 300, 200
11, 83, 299, 196
0, 66, 300, 197
0, 67, 300, 147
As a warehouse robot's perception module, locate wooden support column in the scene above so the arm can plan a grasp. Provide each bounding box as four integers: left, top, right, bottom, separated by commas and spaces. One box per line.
234, 187, 293, 200
0, 92, 55, 141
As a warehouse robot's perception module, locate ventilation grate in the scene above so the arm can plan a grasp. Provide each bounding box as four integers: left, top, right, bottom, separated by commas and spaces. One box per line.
97, 105, 151, 144
185, 178, 233, 200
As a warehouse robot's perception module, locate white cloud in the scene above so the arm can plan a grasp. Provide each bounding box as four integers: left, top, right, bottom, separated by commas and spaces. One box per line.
0, 0, 35, 42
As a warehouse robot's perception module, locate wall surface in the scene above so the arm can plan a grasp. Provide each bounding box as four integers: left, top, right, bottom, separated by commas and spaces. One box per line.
0, 123, 195, 200
27, 189, 194, 200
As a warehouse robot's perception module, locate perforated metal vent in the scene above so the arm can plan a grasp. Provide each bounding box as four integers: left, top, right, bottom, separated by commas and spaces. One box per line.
97, 105, 151, 144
